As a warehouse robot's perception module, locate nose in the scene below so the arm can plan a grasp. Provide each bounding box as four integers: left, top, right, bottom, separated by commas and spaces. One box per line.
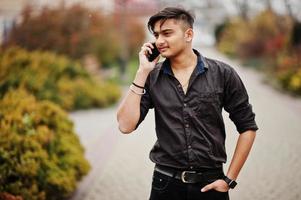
156, 35, 165, 47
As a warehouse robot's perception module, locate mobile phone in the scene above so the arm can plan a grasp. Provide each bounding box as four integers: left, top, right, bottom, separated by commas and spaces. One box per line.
147, 43, 160, 62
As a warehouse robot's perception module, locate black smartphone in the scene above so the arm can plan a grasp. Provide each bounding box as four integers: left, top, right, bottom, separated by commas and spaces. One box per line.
147, 43, 160, 62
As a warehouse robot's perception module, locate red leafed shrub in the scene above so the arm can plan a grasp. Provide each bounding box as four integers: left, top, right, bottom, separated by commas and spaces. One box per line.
0, 192, 23, 200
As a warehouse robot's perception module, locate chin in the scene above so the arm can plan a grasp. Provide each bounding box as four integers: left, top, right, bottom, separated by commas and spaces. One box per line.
162, 48, 183, 59
160, 51, 172, 58
160, 53, 167, 58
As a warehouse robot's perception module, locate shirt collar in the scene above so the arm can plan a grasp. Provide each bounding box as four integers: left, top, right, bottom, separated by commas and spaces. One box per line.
161, 49, 208, 76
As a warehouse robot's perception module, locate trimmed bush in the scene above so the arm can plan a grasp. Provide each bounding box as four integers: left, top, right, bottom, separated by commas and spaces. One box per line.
275, 53, 301, 94
0, 89, 90, 200
0, 47, 121, 110
216, 17, 249, 57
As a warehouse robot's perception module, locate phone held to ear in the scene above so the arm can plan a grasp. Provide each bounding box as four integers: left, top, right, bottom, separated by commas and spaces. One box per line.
147, 43, 160, 62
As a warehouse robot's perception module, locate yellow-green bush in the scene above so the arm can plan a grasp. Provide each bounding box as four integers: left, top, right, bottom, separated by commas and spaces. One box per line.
217, 17, 250, 57
0, 89, 90, 200
275, 53, 301, 94
0, 47, 121, 110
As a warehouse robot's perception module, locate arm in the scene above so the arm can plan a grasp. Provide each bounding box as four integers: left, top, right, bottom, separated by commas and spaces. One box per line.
116, 42, 159, 134
201, 130, 256, 192
226, 130, 256, 180
202, 66, 258, 192
116, 69, 150, 134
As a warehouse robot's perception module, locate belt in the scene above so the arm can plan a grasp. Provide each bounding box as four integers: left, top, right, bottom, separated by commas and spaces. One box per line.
154, 165, 224, 184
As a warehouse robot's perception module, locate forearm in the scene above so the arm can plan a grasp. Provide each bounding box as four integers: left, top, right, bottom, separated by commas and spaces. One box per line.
116, 69, 150, 133
226, 130, 256, 180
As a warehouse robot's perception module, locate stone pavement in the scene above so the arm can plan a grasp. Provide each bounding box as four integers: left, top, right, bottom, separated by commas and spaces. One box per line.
69, 47, 301, 200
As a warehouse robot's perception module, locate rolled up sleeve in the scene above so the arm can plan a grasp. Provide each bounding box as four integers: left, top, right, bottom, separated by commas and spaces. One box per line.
134, 75, 154, 130
223, 68, 258, 134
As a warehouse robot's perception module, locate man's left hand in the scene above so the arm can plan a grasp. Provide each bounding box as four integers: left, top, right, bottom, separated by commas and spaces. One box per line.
201, 179, 229, 192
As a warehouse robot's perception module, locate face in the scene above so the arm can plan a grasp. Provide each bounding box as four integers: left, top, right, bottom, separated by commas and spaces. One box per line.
153, 19, 193, 58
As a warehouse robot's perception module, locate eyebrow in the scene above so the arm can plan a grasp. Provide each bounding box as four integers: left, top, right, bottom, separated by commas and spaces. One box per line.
153, 29, 174, 35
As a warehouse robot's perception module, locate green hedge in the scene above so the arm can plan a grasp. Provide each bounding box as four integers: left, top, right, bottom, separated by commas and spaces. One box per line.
0, 47, 121, 110
0, 89, 90, 200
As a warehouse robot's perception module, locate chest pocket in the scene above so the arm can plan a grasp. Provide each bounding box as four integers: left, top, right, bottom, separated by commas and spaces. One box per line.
194, 92, 220, 119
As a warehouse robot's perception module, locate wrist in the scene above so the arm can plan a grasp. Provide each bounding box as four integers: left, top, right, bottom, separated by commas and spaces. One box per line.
137, 67, 152, 75
132, 82, 144, 89
223, 176, 237, 189
133, 69, 150, 88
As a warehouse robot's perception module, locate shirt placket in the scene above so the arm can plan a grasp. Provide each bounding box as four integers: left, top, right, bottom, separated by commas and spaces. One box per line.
183, 101, 194, 168
163, 54, 205, 169
176, 81, 195, 169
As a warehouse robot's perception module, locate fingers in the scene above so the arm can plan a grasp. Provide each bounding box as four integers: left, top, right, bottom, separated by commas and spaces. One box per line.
201, 179, 230, 193
145, 42, 155, 49
201, 183, 214, 192
139, 42, 155, 56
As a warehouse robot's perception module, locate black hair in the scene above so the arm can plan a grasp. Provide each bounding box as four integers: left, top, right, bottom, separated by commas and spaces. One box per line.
147, 7, 195, 34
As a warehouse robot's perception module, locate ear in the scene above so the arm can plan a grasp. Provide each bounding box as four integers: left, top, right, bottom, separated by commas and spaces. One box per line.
184, 28, 193, 42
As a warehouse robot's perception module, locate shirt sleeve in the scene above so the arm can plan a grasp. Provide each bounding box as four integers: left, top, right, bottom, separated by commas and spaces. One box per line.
223, 67, 258, 134
134, 74, 154, 130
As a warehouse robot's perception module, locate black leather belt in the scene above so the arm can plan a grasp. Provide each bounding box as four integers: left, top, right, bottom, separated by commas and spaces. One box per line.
154, 165, 224, 184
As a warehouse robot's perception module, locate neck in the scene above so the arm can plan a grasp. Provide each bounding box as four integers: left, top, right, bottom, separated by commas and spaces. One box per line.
169, 48, 197, 71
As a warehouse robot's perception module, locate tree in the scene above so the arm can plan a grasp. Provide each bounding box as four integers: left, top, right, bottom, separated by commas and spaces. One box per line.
2, 4, 145, 69
233, 0, 249, 20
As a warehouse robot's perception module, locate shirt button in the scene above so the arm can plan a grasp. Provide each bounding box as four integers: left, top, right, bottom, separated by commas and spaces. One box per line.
184, 103, 187, 107
188, 145, 192, 149
185, 124, 189, 128
178, 84, 181, 88
190, 166, 193, 169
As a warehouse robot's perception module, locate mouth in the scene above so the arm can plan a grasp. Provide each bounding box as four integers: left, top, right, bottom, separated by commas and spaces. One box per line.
158, 47, 168, 53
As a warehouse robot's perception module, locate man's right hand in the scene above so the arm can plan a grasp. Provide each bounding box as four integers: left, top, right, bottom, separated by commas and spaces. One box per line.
117, 42, 159, 134
138, 42, 160, 73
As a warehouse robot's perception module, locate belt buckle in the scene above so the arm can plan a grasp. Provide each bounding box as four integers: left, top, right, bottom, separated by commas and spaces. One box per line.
181, 171, 196, 183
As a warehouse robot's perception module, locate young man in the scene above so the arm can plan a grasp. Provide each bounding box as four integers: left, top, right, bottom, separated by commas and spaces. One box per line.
117, 7, 258, 200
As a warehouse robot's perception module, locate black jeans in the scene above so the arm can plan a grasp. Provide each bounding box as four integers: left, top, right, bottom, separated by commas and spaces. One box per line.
149, 170, 229, 200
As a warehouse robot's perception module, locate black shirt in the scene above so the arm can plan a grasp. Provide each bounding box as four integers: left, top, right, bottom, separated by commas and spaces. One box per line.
135, 49, 258, 169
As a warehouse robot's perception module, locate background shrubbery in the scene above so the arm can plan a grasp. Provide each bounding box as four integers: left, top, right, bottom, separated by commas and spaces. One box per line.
216, 9, 301, 96
2, 4, 145, 68
0, 89, 90, 200
0, 192, 23, 200
0, 47, 121, 110
0, 2, 146, 199
217, 10, 292, 59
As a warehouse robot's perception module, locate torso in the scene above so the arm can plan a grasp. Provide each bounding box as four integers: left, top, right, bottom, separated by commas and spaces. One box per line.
172, 67, 195, 94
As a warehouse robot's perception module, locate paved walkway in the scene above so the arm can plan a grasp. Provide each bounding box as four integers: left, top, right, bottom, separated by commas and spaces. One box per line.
69, 47, 301, 200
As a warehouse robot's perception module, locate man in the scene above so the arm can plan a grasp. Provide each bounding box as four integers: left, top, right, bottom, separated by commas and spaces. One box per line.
117, 7, 258, 200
